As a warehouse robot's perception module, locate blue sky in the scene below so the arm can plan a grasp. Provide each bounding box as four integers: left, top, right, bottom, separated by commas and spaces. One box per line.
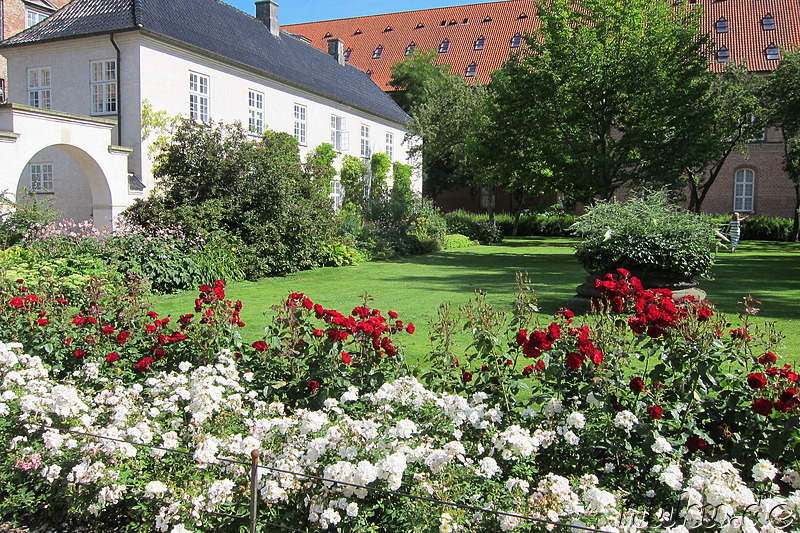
226, 0, 477, 25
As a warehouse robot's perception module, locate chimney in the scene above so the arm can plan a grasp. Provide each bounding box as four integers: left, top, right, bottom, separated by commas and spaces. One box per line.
255, 1, 280, 37
328, 38, 345, 65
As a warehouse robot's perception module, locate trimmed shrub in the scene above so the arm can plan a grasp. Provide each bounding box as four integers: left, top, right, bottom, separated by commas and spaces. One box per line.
443, 210, 503, 244
443, 234, 475, 249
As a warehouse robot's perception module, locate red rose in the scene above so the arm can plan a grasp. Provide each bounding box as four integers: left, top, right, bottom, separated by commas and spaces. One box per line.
697, 305, 714, 321
388, 310, 399, 319
106, 352, 120, 364
752, 398, 774, 416
312, 329, 324, 337
72, 316, 85, 325
101, 325, 116, 335
515, 329, 528, 346
37, 318, 49, 326
199, 284, 212, 293
8, 298, 24, 307
758, 352, 778, 366
535, 359, 546, 371
522, 365, 534, 376
591, 350, 604, 366
629, 377, 645, 393
462, 371, 473, 382
686, 435, 708, 452
116, 331, 131, 345
154, 348, 167, 359
73, 349, 86, 358
341, 351, 352, 365
746, 373, 768, 390
63, 338, 73, 345
730, 328, 750, 340
252, 341, 269, 352
302, 297, 313, 310
647, 405, 663, 419
406, 323, 415, 334
135, 357, 155, 371
565, 352, 584, 370
308, 380, 320, 392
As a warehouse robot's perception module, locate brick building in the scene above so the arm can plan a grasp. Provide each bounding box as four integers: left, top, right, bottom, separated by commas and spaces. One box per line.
285, 0, 800, 218
0, 0, 70, 100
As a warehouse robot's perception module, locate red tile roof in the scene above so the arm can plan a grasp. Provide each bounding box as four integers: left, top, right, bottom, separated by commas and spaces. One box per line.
283, 0, 800, 89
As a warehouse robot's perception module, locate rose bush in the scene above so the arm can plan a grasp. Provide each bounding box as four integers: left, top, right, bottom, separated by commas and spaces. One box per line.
0, 273, 799, 532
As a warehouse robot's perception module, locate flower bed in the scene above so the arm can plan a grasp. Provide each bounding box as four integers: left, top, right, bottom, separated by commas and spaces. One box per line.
0, 274, 798, 532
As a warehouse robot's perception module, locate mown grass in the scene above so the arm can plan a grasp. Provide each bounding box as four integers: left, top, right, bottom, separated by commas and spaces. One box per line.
154, 237, 800, 366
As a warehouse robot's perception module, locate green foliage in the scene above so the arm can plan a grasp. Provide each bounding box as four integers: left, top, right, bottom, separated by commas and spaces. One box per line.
443, 210, 503, 244
390, 162, 413, 206
369, 152, 391, 204
442, 234, 475, 249
304, 143, 338, 196
0, 194, 59, 249
339, 155, 368, 210
318, 240, 361, 267
571, 190, 718, 277
388, 49, 452, 111
484, 0, 715, 203
126, 119, 335, 279
709, 214, 793, 242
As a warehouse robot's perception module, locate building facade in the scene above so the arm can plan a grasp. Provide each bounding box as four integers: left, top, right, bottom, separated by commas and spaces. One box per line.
0, 0, 416, 225
284, 0, 800, 218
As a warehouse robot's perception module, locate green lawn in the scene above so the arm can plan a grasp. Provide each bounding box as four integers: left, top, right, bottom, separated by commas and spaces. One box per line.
154, 237, 800, 366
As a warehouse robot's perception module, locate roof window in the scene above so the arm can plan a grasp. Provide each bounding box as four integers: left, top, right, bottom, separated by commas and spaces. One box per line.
762, 13, 775, 30
416, 22, 425, 29
344, 47, 352, 61
440, 20, 447, 26
354, 29, 363, 35
465, 62, 477, 77
439, 39, 450, 53
715, 17, 728, 33
765, 44, 780, 60
372, 45, 383, 59
405, 42, 416, 55
366, 69, 373, 78
474, 36, 485, 50
518, 13, 528, 19
483, 16, 492, 22
462, 18, 469, 24
511, 33, 523, 48
384, 26, 393, 32
716, 46, 730, 62
323, 32, 332, 39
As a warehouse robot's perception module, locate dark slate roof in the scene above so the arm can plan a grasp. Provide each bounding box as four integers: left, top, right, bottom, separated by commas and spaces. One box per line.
0, 0, 410, 124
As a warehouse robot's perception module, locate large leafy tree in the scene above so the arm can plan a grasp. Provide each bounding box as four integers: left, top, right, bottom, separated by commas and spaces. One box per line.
388, 49, 453, 112
765, 49, 800, 241
484, 0, 715, 203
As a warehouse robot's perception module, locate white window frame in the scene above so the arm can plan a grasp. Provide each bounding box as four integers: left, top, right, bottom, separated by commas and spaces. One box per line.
294, 103, 307, 145
330, 179, 343, 211
90, 59, 117, 115
27, 67, 51, 109
734, 169, 755, 212
385, 131, 394, 160
30, 163, 54, 192
189, 71, 210, 123
331, 114, 348, 152
25, 8, 48, 28
248, 90, 264, 135
360, 124, 371, 161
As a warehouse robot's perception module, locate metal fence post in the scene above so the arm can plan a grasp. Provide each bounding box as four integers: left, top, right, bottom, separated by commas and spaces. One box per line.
249, 449, 260, 533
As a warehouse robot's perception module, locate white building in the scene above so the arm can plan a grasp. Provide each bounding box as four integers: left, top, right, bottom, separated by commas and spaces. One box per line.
0, 0, 416, 224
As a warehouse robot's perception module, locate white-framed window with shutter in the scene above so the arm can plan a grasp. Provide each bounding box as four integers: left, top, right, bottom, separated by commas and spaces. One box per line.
294, 104, 307, 145
331, 115, 348, 151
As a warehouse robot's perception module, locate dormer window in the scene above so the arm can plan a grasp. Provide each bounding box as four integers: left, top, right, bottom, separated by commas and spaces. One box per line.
715, 17, 728, 33
474, 36, 486, 50
384, 26, 393, 32
465, 62, 477, 77
510, 33, 523, 48
415, 22, 425, 29
344, 47, 352, 61
483, 16, 492, 22
405, 42, 416, 55
762, 13, 775, 30
716, 46, 730, 62
462, 18, 469, 24
449, 19, 457, 25
354, 29, 363, 35
372, 45, 383, 59
440, 20, 447, 26
323, 32, 332, 39
366, 70, 373, 78
439, 39, 450, 53
765, 44, 780, 60
518, 13, 528, 19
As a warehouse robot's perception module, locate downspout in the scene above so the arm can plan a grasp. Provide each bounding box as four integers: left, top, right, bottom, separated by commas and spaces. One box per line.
110, 33, 122, 146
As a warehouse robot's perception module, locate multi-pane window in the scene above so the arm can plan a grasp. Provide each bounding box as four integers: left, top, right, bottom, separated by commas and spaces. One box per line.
765, 44, 780, 60
360, 124, 371, 161
330, 180, 343, 211
25, 9, 48, 28
27, 67, 51, 109
474, 36, 485, 50
405, 42, 416, 55
465, 62, 477, 77
761, 13, 776, 30
294, 104, 307, 145
372, 45, 383, 59
511, 33, 523, 48
439, 39, 450, 53
734, 169, 755, 212
248, 90, 264, 134
90, 60, 117, 115
331, 114, 347, 151
716, 46, 730, 62
189, 72, 209, 122
385, 132, 394, 160
715, 17, 728, 33
30, 163, 54, 192
344, 48, 353, 61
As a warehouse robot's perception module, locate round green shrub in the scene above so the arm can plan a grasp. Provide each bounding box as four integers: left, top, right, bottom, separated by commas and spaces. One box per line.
571, 191, 719, 278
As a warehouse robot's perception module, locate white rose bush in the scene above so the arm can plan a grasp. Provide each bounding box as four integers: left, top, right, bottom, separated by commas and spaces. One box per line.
0, 273, 799, 531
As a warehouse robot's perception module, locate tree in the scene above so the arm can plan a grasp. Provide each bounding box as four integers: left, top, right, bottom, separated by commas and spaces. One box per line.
765, 49, 800, 241
683, 66, 767, 213
303, 143, 338, 197
369, 153, 392, 204
484, 0, 715, 204
388, 49, 453, 112
339, 155, 368, 210
391, 162, 413, 207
